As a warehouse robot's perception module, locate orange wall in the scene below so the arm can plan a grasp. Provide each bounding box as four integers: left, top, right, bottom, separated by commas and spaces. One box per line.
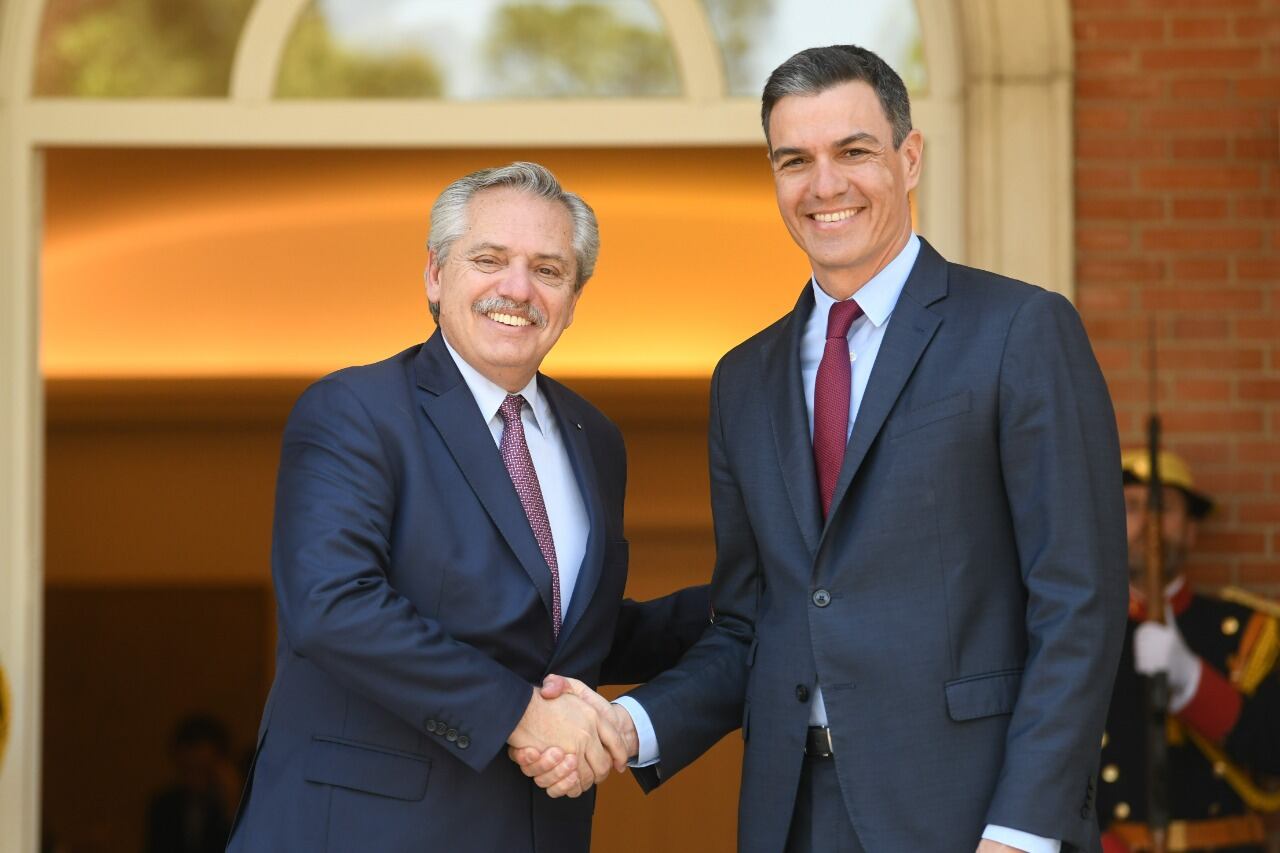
42, 147, 807, 379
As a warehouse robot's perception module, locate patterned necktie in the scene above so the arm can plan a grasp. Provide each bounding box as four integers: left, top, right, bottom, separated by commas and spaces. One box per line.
813, 299, 864, 518
498, 394, 562, 637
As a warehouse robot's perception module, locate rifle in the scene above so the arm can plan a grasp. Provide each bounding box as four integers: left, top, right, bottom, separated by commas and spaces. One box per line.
1144, 321, 1169, 853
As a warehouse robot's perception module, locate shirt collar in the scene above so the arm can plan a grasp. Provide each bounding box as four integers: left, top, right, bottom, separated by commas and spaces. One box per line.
809, 233, 921, 326
440, 333, 549, 436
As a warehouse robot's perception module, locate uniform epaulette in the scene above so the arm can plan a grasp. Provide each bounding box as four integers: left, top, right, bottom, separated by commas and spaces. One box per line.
1220, 587, 1280, 696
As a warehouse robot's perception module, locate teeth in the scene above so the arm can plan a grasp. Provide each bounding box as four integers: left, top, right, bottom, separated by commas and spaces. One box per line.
488, 312, 531, 327
813, 209, 856, 223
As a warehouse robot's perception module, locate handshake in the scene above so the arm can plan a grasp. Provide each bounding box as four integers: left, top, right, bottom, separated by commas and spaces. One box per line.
506, 675, 638, 798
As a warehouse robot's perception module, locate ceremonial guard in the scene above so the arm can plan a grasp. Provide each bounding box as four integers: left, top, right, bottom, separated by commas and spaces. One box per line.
1100, 449, 1280, 852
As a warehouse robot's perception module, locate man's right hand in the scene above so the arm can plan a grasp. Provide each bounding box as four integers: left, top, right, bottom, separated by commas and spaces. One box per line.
509, 675, 638, 798
506, 680, 629, 797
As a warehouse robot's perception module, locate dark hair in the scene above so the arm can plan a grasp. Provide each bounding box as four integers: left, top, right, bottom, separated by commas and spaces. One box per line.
171, 714, 231, 755
761, 45, 913, 149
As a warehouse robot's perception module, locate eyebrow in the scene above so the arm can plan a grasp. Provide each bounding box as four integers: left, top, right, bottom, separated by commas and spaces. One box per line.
770, 132, 883, 163
466, 242, 570, 265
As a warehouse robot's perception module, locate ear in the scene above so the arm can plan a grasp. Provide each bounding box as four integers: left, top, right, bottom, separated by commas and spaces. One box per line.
899, 128, 924, 193
425, 251, 443, 303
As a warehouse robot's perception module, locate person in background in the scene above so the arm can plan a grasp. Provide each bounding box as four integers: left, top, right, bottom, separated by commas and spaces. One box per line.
145, 714, 239, 853
1099, 449, 1280, 853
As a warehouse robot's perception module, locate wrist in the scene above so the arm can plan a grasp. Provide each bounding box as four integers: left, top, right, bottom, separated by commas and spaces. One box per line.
611, 703, 639, 759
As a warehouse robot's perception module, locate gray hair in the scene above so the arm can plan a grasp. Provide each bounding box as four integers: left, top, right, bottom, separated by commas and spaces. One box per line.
426, 161, 599, 320
761, 45, 913, 150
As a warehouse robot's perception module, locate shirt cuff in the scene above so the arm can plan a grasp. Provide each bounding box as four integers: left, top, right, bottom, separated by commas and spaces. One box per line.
982, 824, 1061, 853
612, 696, 660, 767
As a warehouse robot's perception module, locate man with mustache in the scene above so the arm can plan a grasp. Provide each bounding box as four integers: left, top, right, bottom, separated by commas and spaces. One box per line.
518, 45, 1128, 853
226, 161, 708, 853
1097, 449, 1280, 852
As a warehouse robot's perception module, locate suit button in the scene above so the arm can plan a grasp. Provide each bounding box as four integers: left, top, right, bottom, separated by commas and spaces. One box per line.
1080, 806, 1090, 819
457, 735, 470, 750
812, 589, 831, 607
1102, 764, 1119, 783
446, 728, 458, 742
795, 685, 810, 703
425, 720, 438, 733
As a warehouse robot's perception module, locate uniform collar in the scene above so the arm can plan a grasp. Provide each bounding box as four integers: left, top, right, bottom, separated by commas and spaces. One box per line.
1128, 575, 1195, 621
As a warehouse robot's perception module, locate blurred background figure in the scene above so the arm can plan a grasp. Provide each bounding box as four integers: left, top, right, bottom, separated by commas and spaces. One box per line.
144, 715, 240, 853
1098, 450, 1280, 853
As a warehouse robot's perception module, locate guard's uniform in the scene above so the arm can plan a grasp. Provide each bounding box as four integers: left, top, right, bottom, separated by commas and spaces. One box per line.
1098, 583, 1280, 852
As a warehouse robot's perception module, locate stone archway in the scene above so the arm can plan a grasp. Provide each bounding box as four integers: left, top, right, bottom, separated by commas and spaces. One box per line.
0, 2, 1074, 849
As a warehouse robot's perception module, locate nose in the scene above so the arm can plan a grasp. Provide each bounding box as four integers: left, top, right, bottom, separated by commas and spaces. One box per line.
495, 260, 535, 304
811, 156, 848, 200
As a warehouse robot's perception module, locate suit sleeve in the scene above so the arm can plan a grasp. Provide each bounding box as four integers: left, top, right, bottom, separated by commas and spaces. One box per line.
984, 290, 1129, 848
599, 586, 712, 686
271, 377, 533, 773
624, 362, 760, 791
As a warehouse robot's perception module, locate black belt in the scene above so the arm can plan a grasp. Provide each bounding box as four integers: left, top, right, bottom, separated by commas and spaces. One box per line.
805, 726, 835, 758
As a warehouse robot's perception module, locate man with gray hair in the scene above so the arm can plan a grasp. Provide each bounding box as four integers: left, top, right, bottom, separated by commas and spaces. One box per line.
227, 161, 708, 853
517, 45, 1127, 853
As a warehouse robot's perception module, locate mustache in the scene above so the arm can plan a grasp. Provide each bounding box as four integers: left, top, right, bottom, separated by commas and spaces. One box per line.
472, 296, 546, 328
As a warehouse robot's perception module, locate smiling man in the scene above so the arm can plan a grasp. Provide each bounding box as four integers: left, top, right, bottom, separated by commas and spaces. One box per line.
516, 45, 1129, 853
225, 162, 709, 853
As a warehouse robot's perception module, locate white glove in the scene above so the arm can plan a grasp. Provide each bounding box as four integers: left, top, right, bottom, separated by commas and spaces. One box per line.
1133, 618, 1202, 712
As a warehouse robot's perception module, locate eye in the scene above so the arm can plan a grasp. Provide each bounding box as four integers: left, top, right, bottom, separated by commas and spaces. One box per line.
842, 147, 869, 158
472, 256, 502, 271
779, 157, 805, 170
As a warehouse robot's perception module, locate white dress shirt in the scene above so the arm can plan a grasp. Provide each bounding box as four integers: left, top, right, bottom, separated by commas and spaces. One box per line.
441, 335, 589, 613
616, 235, 1059, 853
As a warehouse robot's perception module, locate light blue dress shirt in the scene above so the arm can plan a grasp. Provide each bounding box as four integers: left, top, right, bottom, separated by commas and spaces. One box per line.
616, 235, 1059, 853
442, 336, 589, 611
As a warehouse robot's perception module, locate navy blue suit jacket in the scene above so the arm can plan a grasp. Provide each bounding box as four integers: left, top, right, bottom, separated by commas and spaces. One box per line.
227, 332, 708, 853
627, 240, 1128, 852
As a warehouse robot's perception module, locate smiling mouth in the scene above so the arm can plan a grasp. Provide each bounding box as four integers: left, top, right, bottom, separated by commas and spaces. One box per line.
486, 311, 533, 327
810, 208, 859, 223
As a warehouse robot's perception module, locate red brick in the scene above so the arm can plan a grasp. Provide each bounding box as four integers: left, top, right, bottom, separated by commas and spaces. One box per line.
1237, 197, 1280, 218
1174, 378, 1233, 402
1078, 107, 1134, 130
1076, 19, 1166, 41
1078, 258, 1166, 282
1239, 501, 1280, 524
1236, 563, 1280, 585
1172, 258, 1230, 279
1236, 318, 1280, 340
1196, 470, 1268, 495
1141, 228, 1264, 251
1135, 0, 1259, 9
1075, 0, 1133, 10
1077, 198, 1165, 219
1239, 440, 1280, 463
1093, 343, 1136, 372
1197, 531, 1268, 554
1141, 47, 1262, 71
1170, 139, 1230, 159
1144, 286, 1264, 310
1239, 379, 1280, 400
1170, 316, 1231, 339
1160, 348, 1266, 370
1186, 563, 1235, 586
1171, 17, 1231, 38
1168, 78, 1234, 99
1140, 166, 1260, 190
1086, 316, 1149, 341
1142, 108, 1270, 131
1076, 49, 1138, 74
1238, 76, 1280, 98
1078, 287, 1135, 312
1172, 198, 1229, 219
1077, 227, 1134, 250
1239, 257, 1280, 278
1234, 16, 1280, 39
1079, 167, 1135, 191
1234, 138, 1278, 159
1169, 440, 1233, 466
1077, 77, 1163, 99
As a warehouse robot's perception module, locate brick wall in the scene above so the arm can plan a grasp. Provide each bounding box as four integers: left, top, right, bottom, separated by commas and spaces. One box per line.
1073, 0, 1280, 593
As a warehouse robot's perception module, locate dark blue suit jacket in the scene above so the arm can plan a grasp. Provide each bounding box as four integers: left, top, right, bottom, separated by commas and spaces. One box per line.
227, 332, 708, 853
627, 240, 1128, 852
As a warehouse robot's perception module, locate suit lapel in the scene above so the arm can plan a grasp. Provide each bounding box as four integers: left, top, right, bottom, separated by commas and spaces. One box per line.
413, 332, 554, 616
764, 285, 822, 560
822, 240, 948, 538
544, 382, 606, 647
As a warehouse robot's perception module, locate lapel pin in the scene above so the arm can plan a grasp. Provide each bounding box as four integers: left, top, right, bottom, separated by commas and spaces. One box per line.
575, 423, 583, 430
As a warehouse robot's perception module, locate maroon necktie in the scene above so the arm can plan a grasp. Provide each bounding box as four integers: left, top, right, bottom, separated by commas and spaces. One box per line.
813, 300, 864, 518
498, 394, 561, 637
